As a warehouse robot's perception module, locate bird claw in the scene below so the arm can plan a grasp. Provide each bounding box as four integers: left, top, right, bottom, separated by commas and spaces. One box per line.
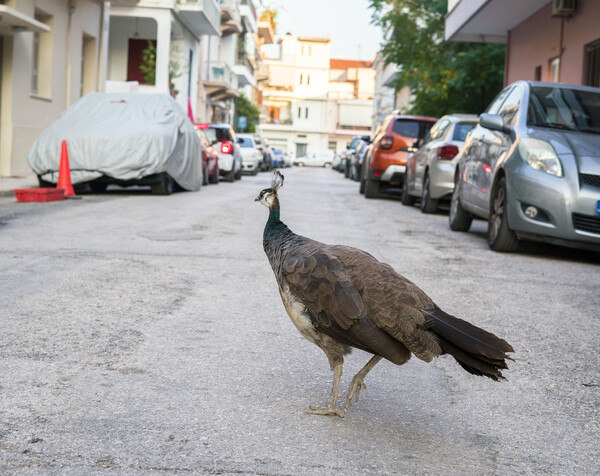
345, 377, 367, 411
306, 405, 346, 418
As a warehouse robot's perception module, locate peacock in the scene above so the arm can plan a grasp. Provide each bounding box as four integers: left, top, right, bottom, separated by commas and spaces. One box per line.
256, 171, 513, 417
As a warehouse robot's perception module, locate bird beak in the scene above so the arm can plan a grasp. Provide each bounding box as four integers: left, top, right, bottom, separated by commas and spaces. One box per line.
254, 196, 260, 202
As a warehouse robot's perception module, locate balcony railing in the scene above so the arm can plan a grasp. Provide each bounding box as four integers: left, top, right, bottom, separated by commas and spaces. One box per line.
177, 0, 221, 36
204, 61, 235, 87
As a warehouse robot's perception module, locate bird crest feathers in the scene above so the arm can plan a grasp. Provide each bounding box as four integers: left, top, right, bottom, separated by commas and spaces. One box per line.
271, 170, 284, 193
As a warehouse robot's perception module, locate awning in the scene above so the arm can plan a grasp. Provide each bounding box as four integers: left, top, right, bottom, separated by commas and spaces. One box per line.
0, 5, 50, 34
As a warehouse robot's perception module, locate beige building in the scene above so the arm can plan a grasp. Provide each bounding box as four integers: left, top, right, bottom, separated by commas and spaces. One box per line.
0, 0, 110, 177
259, 34, 374, 158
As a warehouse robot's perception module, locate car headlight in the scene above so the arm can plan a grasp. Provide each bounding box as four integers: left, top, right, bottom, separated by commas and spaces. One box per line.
518, 138, 562, 177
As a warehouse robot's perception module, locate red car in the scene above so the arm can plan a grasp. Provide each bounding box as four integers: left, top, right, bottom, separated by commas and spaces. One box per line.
195, 124, 220, 184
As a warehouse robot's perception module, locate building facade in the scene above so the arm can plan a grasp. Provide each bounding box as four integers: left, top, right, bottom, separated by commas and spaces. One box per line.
259, 34, 374, 158
445, 0, 600, 87
0, 0, 110, 177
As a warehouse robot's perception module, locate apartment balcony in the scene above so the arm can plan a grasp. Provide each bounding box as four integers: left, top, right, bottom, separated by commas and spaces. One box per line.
218, 0, 242, 35
239, 0, 257, 34
177, 0, 221, 37
0, 5, 50, 34
234, 52, 256, 87
203, 61, 239, 100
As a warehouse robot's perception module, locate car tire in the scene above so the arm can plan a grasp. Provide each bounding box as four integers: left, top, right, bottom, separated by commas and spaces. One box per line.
210, 167, 219, 184
449, 175, 473, 231
359, 170, 366, 194
151, 173, 174, 195
420, 172, 439, 214
365, 177, 380, 199
401, 174, 416, 206
89, 182, 108, 193
235, 165, 242, 180
226, 169, 235, 183
202, 165, 209, 186
488, 177, 519, 252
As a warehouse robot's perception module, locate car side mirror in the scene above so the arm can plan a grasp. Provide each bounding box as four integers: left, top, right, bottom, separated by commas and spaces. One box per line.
479, 113, 509, 133
361, 135, 371, 143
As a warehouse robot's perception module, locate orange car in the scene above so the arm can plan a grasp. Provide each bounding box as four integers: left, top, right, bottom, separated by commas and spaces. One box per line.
361, 114, 437, 198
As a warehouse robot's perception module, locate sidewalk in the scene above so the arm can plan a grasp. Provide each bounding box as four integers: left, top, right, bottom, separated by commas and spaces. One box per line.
0, 175, 40, 197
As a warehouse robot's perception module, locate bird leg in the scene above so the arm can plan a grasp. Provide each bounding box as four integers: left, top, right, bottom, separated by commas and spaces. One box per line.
345, 355, 382, 411
306, 362, 345, 418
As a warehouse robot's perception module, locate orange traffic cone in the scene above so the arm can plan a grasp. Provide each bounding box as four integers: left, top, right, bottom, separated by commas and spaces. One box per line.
56, 140, 76, 198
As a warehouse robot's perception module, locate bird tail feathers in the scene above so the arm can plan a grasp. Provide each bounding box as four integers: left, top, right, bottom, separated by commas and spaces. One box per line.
423, 309, 514, 381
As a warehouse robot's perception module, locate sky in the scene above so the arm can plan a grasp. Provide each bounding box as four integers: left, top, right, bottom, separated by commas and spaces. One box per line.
259, 0, 383, 61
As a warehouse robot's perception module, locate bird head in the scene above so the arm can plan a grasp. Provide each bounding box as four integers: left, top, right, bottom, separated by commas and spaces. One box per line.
255, 170, 284, 209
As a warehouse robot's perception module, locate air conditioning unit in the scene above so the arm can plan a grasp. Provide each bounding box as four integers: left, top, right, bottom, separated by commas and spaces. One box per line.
552, 0, 577, 16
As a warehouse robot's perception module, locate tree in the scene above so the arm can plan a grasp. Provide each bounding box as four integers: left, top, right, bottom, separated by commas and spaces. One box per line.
370, 0, 506, 116
235, 93, 260, 133
139, 40, 156, 85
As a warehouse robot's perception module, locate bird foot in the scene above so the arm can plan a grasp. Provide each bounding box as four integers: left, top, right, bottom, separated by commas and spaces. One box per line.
306, 404, 346, 418
345, 375, 367, 410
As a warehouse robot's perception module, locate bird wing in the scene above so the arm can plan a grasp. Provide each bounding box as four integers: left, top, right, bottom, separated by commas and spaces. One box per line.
282, 247, 366, 330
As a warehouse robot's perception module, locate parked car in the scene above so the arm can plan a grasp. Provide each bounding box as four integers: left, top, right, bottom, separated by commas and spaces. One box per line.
449, 80, 600, 252
332, 153, 343, 171
295, 151, 335, 167
281, 149, 293, 167
194, 125, 220, 185
361, 114, 437, 198
402, 114, 477, 212
237, 133, 261, 175
350, 138, 371, 182
29, 92, 203, 195
202, 124, 243, 182
344, 136, 363, 178
271, 148, 284, 168
254, 134, 272, 171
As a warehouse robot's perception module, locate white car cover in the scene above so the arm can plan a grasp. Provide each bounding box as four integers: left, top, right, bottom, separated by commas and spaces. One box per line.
28, 92, 202, 191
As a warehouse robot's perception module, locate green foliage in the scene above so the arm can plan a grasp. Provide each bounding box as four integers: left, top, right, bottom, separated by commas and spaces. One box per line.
236, 93, 260, 133
139, 40, 156, 85
259, 7, 277, 33
370, 0, 506, 116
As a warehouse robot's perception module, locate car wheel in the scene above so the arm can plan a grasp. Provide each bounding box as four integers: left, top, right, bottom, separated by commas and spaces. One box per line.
420, 172, 439, 214
210, 166, 219, 184
449, 175, 473, 231
401, 175, 416, 206
226, 169, 235, 183
365, 177, 380, 199
89, 182, 108, 193
151, 173, 174, 195
202, 165, 209, 186
235, 165, 242, 180
488, 177, 519, 252
359, 169, 366, 194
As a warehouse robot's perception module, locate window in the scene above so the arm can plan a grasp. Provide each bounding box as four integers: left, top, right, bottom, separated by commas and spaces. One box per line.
498, 85, 523, 127
585, 39, 600, 88
452, 123, 476, 141
307, 74, 310, 86
299, 73, 303, 85
549, 57, 560, 82
328, 140, 336, 151
80, 34, 96, 97
534, 65, 542, 81
32, 10, 53, 96
305, 107, 308, 119
128, 39, 157, 84
391, 119, 420, 138
298, 107, 301, 118
428, 119, 450, 141
486, 86, 514, 114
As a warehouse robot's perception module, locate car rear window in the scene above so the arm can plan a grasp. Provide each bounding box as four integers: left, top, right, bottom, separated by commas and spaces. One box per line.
238, 137, 254, 148
205, 127, 230, 143
392, 120, 420, 138
453, 123, 476, 141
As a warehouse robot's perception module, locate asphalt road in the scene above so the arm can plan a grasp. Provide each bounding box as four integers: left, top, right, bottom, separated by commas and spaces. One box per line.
1, 167, 599, 475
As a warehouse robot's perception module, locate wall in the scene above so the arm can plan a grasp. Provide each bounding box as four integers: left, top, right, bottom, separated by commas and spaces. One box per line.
507, 1, 600, 85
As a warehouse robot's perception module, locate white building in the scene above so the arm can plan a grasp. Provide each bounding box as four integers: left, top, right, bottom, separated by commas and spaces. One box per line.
259, 34, 374, 158
371, 52, 411, 132
107, 0, 221, 120
0, 0, 110, 177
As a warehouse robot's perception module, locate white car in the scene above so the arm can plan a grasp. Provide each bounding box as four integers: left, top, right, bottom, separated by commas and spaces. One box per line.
203, 124, 243, 182
237, 133, 261, 175
294, 151, 334, 167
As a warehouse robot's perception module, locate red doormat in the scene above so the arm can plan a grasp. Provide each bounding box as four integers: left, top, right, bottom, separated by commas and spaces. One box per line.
14, 188, 65, 202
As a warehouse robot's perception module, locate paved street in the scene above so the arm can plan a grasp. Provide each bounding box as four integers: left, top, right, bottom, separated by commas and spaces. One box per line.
1, 167, 599, 475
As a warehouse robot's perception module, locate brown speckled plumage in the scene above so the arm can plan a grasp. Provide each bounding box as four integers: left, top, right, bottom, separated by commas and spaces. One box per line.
256, 171, 513, 417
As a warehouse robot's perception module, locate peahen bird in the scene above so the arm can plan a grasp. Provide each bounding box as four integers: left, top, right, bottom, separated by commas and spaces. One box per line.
256, 171, 513, 418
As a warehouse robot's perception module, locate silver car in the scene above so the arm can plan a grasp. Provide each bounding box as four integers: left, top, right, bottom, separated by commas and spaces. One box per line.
449, 80, 600, 252
403, 114, 477, 213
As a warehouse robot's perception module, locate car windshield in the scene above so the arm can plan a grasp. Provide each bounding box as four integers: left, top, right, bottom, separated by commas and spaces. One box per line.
453, 123, 476, 141
238, 137, 253, 148
349, 137, 361, 149
528, 86, 600, 133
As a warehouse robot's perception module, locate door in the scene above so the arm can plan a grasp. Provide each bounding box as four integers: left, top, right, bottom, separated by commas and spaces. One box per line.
472, 85, 523, 214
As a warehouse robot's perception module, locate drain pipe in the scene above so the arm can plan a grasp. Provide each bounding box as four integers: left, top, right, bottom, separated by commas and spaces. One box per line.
66, 0, 76, 108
